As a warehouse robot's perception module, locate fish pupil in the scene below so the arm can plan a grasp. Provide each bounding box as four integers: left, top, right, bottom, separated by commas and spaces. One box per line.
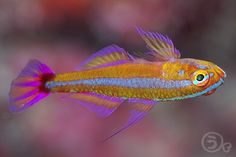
196, 74, 204, 81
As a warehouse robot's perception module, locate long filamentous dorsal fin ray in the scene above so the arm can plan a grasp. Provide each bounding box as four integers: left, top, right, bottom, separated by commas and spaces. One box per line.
136, 27, 181, 61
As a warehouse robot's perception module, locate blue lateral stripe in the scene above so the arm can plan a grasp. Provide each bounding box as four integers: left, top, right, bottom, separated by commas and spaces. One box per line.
155, 78, 224, 101
46, 78, 192, 89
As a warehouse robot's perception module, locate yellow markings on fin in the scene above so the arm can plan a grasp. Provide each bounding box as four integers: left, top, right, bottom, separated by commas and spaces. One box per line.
78, 45, 132, 70
136, 27, 181, 61
69, 92, 124, 117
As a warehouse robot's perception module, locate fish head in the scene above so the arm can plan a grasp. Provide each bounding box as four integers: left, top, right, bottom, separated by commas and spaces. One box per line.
180, 58, 226, 96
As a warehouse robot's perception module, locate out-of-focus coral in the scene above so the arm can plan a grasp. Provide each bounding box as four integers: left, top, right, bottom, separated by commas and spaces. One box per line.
0, 0, 236, 157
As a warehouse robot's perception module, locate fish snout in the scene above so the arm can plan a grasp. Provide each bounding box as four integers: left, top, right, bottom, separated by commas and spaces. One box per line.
214, 65, 226, 80
203, 65, 226, 96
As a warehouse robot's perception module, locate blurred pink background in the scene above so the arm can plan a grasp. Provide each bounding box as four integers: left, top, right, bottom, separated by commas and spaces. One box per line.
0, 0, 235, 157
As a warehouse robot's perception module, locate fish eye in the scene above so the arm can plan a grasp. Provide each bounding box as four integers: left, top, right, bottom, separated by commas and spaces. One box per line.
191, 70, 209, 86
196, 74, 205, 81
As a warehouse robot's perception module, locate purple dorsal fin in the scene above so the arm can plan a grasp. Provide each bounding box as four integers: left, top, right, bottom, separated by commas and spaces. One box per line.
136, 27, 181, 61
77, 45, 133, 70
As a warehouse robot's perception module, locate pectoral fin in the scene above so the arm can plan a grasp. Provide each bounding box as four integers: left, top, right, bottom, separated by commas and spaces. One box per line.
102, 99, 156, 141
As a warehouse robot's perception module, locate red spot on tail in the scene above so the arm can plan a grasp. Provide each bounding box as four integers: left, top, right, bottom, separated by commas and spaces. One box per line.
39, 73, 55, 93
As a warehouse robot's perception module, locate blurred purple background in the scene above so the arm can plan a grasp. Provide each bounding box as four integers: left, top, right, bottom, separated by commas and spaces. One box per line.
0, 0, 236, 157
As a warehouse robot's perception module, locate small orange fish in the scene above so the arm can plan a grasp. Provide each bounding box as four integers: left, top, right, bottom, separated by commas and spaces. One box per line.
9, 27, 226, 140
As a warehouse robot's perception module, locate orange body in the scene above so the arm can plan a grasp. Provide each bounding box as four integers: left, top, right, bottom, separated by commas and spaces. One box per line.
9, 27, 226, 140
47, 59, 225, 101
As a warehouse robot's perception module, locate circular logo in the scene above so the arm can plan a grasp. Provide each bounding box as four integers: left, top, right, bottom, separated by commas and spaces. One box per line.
201, 132, 224, 153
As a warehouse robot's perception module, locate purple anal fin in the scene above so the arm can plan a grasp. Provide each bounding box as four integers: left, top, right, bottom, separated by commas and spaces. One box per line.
68, 92, 124, 117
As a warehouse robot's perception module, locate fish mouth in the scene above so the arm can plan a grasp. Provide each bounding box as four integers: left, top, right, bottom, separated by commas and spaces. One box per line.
203, 64, 226, 96
203, 78, 224, 96
203, 88, 217, 96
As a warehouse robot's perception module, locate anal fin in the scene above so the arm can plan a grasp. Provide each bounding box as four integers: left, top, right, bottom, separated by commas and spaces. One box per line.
68, 92, 124, 117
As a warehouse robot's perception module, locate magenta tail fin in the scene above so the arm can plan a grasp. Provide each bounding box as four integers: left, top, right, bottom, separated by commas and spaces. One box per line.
9, 59, 55, 113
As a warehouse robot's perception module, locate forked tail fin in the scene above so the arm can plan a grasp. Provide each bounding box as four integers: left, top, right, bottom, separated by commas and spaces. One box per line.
9, 59, 55, 113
